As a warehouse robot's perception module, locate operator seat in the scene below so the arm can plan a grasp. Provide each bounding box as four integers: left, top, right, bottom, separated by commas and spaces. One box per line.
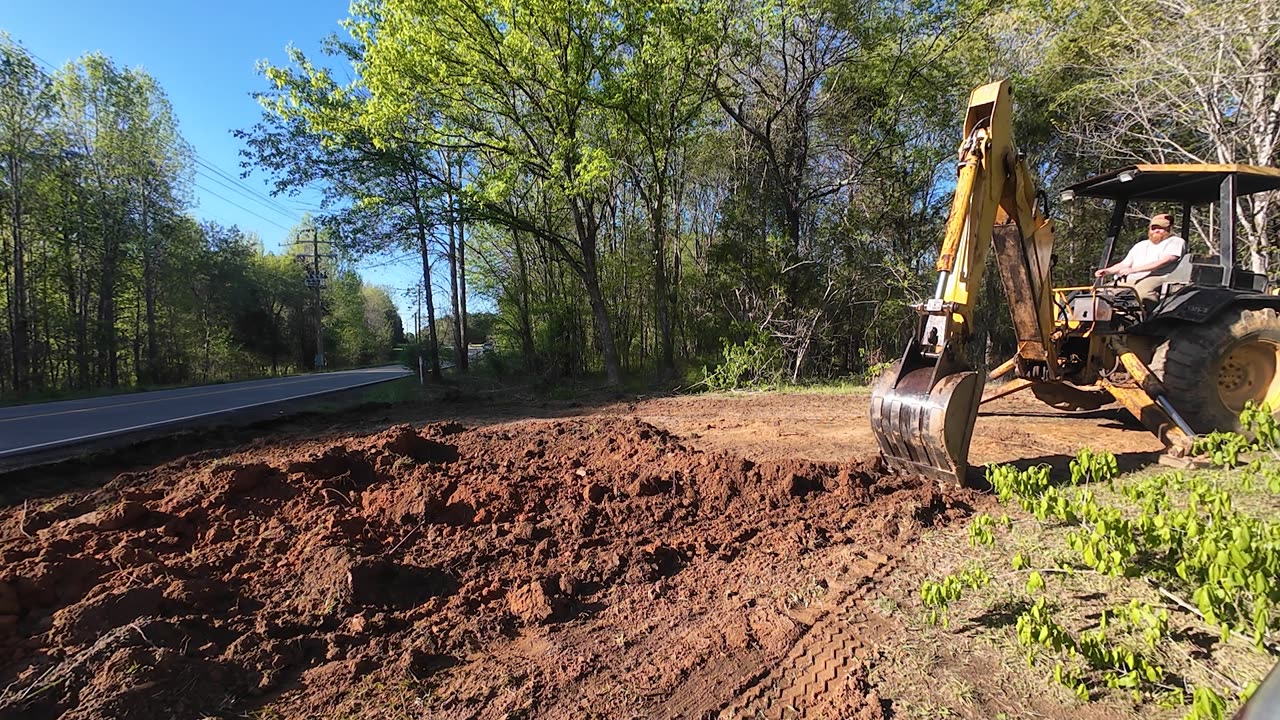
1152, 253, 1195, 301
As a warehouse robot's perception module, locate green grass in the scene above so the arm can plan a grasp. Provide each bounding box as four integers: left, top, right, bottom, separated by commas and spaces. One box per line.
773, 379, 872, 395
687, 379, 872, 396
357, 376, 431, 404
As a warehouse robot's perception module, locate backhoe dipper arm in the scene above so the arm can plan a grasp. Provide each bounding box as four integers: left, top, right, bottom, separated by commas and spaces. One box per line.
929, 82, 1057, 367
870, 80, 1057, 484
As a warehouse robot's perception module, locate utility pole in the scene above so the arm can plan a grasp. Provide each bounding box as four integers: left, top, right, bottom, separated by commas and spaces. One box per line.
296, 228, 335, 371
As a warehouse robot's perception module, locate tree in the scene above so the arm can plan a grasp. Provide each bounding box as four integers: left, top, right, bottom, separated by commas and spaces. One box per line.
0, 34, 55, 392
604, 1, 720, 375
52, 53, 193, 387
1043, 0, 1280, 270
242, 42, 450, 379
353, 0, 632, 384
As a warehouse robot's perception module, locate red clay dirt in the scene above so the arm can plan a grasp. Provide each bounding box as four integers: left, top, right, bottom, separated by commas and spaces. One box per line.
0, 390, 1160, 719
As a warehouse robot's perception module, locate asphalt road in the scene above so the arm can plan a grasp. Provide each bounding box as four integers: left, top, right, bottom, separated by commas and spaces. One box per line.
0, 365, 412, 459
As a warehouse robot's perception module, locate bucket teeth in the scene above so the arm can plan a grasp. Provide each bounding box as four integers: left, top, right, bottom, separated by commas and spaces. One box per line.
870, 362, 984, 485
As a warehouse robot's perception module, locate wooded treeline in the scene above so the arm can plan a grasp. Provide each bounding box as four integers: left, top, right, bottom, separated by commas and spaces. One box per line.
241, 0, 1279, 387
6, 0, 1279, 397
0, 36, 404, 399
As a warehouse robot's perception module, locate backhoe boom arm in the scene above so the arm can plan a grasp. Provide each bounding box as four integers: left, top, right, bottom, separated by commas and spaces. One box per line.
870, 81, 1057, 483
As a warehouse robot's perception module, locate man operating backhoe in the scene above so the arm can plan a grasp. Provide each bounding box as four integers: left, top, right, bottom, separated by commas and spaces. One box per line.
1094, 213, 1187, 307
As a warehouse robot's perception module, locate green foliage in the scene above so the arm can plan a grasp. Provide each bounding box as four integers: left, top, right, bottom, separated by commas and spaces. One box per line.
920, 564, 992, 628
1184, 686, 1230, 720
701, 330, 785, 391
0, 37, 400, 400
988, 463, 1052, 505
475, 348, 507, 376
1244, 402, 1280, 450
932, 405, 1280, 713
1110, 599, 1170, 649
968, 513, 997, 548
860, 359, 895, 386
991, 452, 1280, 649
1069, 448, 1119, 485
1194, 403, 1280, 466
1010, 586, 1168, 701
1015, 596, 1072, 653
1194, 431, 1254, 468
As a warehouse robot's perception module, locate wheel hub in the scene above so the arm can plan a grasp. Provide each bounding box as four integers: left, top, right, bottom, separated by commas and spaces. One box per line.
1217, 338, 1280, 412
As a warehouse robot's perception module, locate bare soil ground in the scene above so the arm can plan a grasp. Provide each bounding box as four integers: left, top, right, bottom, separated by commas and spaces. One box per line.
0, 387, 1167, 719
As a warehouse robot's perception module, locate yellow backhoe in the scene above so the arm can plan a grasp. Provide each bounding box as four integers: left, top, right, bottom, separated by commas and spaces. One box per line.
870, 80, 1280, 484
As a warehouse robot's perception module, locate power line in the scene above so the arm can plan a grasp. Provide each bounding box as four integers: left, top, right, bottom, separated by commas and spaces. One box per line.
27, 49, 61, 74
193, 157, 300, 218
356, 251, 417, 270
20, 44, 317, 236
193, 182, 295, 232
194, 168, 301, 223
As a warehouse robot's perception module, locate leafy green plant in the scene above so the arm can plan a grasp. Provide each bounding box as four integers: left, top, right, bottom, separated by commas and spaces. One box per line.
701, 330, 784, 391
1194, 431, 1252, 467
954, 412, 1280, 713
920, 565, 992, 628
988, 463, 1051, 508
1183, 686, 1230, 720
1014, 584, 1168, 701
988, 453, 1280, 650
968, 513, 997, 547
1069, 448, 1119, 485
1243, 401, 1280, 450
1193, 402, 1280, 466
860, 357, 895, 386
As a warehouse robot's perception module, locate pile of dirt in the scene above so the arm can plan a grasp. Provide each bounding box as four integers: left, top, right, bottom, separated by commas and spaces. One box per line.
0, 417, 974, 719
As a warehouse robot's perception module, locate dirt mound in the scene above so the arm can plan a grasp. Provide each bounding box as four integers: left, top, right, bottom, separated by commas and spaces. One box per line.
0, 417, 974, 719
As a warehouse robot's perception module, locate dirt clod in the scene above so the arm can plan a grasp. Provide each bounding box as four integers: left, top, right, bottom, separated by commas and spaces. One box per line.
97, 501, 149, 531
0, 582, 19, 616
508, 579, 559, 624
218, 462, 275, 493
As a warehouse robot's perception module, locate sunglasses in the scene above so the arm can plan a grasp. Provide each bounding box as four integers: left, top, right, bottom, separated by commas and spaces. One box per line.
1149, 225, 1169, 231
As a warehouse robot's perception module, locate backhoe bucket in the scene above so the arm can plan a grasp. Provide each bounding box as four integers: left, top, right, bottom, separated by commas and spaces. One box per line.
870, 356, 984, 485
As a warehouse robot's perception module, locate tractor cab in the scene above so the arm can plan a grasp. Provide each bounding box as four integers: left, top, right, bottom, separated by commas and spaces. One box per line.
1057, 164, 1280, 334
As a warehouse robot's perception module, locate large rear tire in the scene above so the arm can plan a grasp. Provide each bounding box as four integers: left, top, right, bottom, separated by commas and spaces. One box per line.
1150, 307, 1280, 433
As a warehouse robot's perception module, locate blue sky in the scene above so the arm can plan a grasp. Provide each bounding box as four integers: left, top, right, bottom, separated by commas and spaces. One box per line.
4, 0, 430, 328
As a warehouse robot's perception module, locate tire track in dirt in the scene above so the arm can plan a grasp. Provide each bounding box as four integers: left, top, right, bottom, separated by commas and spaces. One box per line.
718, 550, 894, 720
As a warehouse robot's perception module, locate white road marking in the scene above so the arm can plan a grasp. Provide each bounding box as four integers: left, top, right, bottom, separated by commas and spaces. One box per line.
0, 368, 411, 458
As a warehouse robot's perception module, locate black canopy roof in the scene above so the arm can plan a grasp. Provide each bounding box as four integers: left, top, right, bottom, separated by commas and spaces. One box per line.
1064, 164, 1280, 203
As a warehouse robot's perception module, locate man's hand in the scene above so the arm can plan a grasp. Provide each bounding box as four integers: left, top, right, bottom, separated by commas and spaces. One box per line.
1094, 268, 1109, 278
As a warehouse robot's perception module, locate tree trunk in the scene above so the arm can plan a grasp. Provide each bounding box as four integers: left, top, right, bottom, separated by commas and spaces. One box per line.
458, 197, 469, 371
415, 216, 443, 381
7, 155, 29, 393
580, 249, 621, 386
74, 194, 89, 389
647, 190, 675, 375
270, 304, 282, 375
102, 247, 119, 387
97, 216, 120, 388
141, 189, 159, 385
569, 201, 622, 385
446, 195, 465, 373
512, 229, 538, 368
